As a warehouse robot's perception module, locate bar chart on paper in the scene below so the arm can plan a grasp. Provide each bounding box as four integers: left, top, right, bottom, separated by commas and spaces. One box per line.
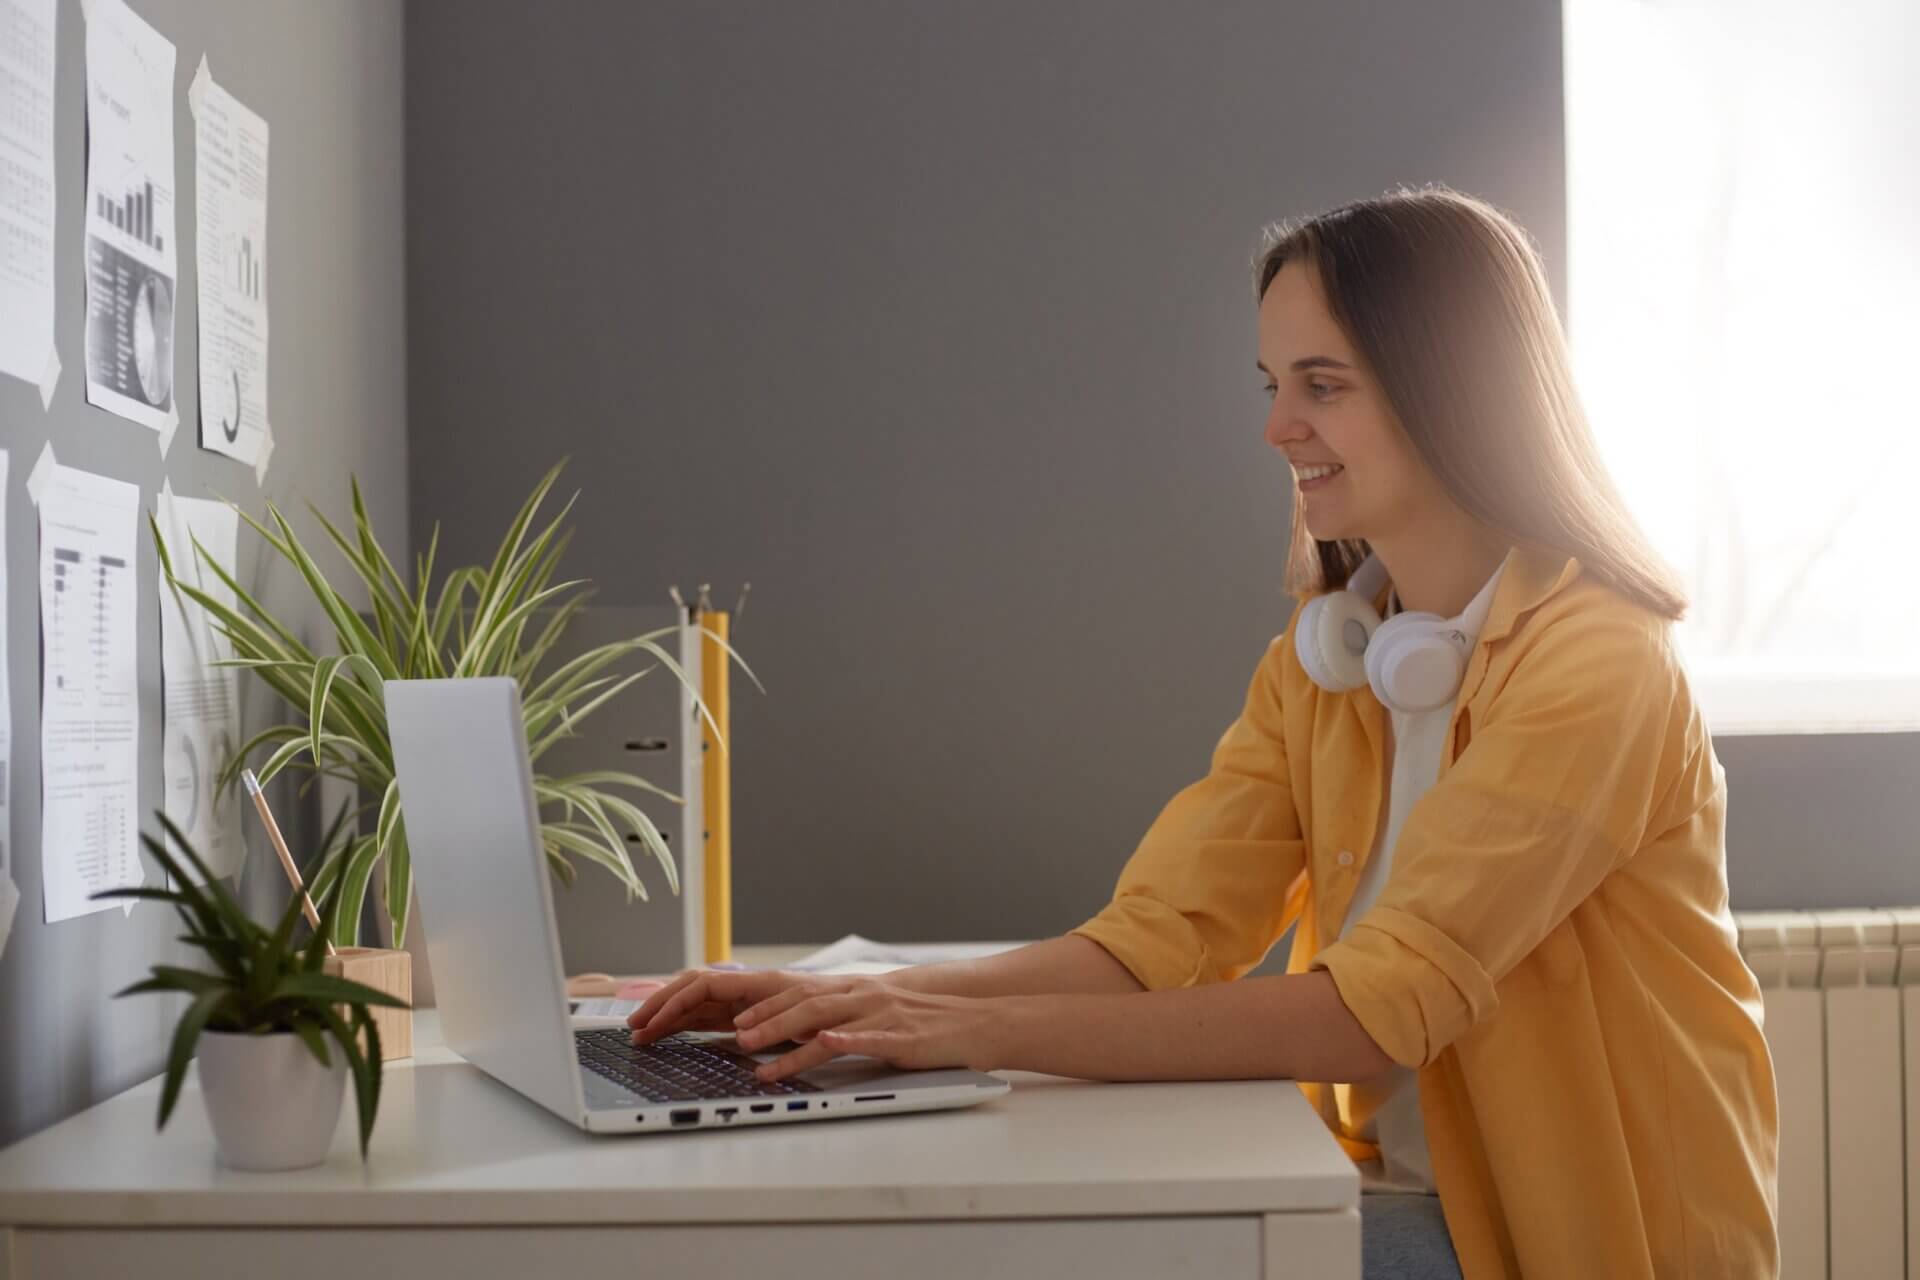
93, 182, 164, 253
37, 464, 142, 924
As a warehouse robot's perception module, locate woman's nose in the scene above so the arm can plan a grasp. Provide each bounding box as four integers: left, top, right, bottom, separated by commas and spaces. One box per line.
1266, 412, 1311, 450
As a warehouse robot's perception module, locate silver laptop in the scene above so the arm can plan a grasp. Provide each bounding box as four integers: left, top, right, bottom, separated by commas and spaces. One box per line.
385, 676, 1010, 1135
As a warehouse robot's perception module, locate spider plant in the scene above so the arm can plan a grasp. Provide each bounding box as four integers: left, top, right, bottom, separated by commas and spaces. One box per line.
150, 459, 761, 950
95, 807, 407, 1159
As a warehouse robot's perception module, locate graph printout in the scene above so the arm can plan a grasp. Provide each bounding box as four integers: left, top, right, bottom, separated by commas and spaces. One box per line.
190, 62, 269, 467
156, 486, 242, 885
82, 0, 177, 432
0, 0, 59, 401
39, 462, 142, 923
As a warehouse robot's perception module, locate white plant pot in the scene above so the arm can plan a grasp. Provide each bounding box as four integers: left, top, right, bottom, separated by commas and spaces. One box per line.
195, 1029, 348, 1171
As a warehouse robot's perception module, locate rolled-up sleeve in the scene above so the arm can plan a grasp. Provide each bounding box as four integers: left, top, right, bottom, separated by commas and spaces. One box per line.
1310, 610, 1692, 1068
1071, 628, 1308, 990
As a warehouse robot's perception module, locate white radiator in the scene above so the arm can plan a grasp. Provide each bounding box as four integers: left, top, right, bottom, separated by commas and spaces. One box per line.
1734, 908, 1920, 1280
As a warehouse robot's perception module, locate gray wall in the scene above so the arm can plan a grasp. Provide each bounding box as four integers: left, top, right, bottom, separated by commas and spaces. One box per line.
406, 0, 1919, 958
0, 0, 406, 1149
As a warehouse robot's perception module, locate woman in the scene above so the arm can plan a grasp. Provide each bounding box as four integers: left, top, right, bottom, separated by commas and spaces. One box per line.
627, 186, 1779, 1278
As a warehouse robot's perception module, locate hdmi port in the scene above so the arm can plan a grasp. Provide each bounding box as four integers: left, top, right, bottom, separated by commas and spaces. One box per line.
750, 1103, 774, 1113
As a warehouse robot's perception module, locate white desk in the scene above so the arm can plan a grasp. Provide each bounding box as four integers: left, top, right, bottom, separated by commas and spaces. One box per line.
0, 945, 1359, 1278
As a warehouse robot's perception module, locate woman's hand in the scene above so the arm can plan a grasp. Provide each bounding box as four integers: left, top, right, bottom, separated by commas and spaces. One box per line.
627, 968, 1012, 1082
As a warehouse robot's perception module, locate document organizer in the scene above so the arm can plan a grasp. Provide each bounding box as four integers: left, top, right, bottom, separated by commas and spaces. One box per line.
537, 604, 732, 977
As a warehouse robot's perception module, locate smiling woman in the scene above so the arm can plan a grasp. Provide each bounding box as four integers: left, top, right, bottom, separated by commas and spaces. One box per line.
629, 186, 1779, 1280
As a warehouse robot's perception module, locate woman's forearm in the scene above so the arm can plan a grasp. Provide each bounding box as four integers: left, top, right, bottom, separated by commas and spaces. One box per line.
987, 969, 1396, 1084
883, 934, 1146, 999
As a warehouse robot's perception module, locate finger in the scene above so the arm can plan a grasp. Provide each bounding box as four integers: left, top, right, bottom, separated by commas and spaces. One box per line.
626, 970, 701, 1029
816, 1027, 910, 1065
754, 1035, 846, 1082
736, 992, 864, 1050
631, 972, 733, 1041
633, 971, 788, 1042
732, 981, 825, 1032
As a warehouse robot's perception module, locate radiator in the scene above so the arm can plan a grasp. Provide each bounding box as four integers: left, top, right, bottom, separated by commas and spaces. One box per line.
1734, 908, 1920, 1280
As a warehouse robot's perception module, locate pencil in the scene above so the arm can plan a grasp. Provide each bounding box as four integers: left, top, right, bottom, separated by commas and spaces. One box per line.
242, 768, 336, 956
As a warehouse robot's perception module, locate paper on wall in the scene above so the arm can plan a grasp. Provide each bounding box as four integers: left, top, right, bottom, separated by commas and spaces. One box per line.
189, 58, 271, 469
0, 449, 15, 958
38, 462, 143, 922
82, 0, 177, 432
156, 484, 243, 885
0, 0, 60, 407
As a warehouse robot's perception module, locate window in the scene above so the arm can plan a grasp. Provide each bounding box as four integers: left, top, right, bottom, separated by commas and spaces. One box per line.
1563, 0, 1920, 733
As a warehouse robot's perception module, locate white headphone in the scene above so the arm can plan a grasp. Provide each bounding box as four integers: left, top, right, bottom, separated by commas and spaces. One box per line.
1293, 554, 1504, 714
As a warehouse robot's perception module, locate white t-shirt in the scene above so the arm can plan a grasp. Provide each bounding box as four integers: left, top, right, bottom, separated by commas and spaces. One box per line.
1334, 565, 1504, 1196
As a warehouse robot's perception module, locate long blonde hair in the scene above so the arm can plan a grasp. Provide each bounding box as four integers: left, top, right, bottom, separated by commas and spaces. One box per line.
1250, 184, 1686, 619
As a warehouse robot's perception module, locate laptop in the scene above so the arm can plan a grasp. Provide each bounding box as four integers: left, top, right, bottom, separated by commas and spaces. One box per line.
385, 676, 1011, 1135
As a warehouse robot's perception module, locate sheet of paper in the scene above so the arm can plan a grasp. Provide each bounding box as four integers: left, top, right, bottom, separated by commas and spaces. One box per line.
0, 449, 15, 957
82, 0, 177, 435
188, 60, 269, 468
785, 934, 1029, 973
39, 462, 142, 922
156, 486, 242, 885
0, 0, 59, 405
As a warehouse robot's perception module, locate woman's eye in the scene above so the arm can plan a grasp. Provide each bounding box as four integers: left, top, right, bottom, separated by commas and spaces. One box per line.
1261, 384, 1277, 398
1308, 381, 1336, 398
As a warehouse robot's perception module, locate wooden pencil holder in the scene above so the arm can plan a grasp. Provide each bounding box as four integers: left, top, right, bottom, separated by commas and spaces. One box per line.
321, 946, 413, 1061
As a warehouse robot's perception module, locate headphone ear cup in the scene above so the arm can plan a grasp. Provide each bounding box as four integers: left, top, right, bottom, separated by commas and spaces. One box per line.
1295, 591, 1379, 692
1366, 612, 1466, 713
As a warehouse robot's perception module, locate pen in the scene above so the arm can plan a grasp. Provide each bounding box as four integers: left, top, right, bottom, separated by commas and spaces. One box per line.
242, 768, 336, 956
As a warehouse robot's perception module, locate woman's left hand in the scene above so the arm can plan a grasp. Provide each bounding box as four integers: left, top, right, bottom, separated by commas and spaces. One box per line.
732, 980, 1013, 1082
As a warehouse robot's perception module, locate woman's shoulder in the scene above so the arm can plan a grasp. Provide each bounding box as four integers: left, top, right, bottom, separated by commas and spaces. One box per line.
1492, 555, 1697, 724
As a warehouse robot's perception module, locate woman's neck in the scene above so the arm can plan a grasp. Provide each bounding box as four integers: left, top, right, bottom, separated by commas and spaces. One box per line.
1370, 518, 1511, 619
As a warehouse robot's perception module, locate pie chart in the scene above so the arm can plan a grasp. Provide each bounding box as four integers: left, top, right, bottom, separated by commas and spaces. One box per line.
133, 271, 174, 407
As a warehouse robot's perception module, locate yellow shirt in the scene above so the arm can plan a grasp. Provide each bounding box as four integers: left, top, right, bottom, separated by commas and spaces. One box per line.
1070, 546, 1779, 1279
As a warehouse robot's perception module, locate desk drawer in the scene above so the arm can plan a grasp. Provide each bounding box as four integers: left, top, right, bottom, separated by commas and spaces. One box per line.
9, 1218, 1269, 1279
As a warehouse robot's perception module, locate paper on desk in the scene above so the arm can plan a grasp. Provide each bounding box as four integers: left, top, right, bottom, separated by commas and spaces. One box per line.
571, 997, 646, 1022
786, 934, 1029, 973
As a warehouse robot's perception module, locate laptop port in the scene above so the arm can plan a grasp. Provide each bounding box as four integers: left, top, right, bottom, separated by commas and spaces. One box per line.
854, 1094, 896, 1103
670, 1109, 699, 1127
716, 1107, 739, 1121
786, 1101, 808, 1112
750, 1103, 774, 1114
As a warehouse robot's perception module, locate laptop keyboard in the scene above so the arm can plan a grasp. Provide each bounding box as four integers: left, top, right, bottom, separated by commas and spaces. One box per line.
575, 1027, 823, 1103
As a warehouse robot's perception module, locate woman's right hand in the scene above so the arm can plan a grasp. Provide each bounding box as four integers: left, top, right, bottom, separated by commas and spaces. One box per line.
626, 968, 886, 1045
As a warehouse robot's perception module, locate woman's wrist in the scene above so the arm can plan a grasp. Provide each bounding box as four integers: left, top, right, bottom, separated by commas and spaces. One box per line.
979, 993, 1049, 1073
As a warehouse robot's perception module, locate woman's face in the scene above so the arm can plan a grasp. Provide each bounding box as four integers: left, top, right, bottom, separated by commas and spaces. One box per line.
1257, 260, 1446, 546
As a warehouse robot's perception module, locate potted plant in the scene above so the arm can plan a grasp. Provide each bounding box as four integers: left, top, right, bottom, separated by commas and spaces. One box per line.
149, 459, 759, 966
95, 809, 407, 1169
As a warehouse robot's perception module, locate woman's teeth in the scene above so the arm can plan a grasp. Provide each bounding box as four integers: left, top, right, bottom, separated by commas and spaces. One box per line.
1297, 464, 1344, 481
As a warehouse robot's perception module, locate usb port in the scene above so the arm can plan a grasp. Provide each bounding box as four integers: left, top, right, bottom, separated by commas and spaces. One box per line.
750, 1103, 774, 1114
670, 1109, 699, 1127
787, 1100, 808, 1112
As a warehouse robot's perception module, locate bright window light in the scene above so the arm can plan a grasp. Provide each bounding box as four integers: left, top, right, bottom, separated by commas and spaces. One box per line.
1564, 0, 1920, 734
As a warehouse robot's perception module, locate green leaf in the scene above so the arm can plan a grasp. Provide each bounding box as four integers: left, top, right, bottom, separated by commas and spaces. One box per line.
292, 1017, 332, 1069
158, 988, 228, 1130
271, 972, 411, 1009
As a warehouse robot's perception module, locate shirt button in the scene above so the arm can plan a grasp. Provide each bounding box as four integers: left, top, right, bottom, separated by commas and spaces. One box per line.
1337, 850, 1355, 867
